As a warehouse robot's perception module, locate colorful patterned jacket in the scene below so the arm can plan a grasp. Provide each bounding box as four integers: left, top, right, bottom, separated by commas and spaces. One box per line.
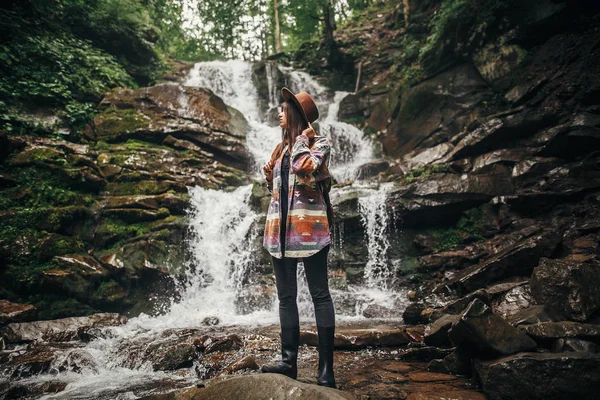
263, 133, 332, 259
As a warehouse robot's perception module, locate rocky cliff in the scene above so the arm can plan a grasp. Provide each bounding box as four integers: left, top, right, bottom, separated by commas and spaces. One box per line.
300, 1, 600, 398
0, 82, 251, 320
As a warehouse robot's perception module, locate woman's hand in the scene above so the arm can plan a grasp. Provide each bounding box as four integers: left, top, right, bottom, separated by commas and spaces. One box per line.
263, 160, 274, 181
302, 123, 315, 139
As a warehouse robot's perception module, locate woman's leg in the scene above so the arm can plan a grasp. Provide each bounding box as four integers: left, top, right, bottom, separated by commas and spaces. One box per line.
303, 245, 336, 387
261, 255, 299, 378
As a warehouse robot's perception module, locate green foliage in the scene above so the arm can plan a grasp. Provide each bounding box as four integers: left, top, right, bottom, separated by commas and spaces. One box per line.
419, 0, 512, 70
404, 164, 450, 184
428, 207, 488, 251
0, 167, 95, 211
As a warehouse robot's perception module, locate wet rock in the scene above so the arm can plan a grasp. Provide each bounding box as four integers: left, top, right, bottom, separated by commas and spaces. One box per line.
448, 299, 537, 356
1, 313, 127, 343
531, 257, 600, 321
104, 193, 188, 216
521, 321, 600, 343
475, 352, 600, 400
37, 234, 82, 262
234, 285, 275, 315
0, 344, 56, 379
552, 338, 599, 353
86, 84, 250, 170
402, 143, 454, 171
53, 255, 109, 277
424, 315, 460, 347
202, 317, 220, 326
507, 305, 562, 326
471, 148, 537, 173
383, 64, 489, 158
391, 167, 514, 227
492, 284, 536, 319
204, 334, 243, 354
362, 304, 396, 319
417, 248, 482, 272
435, 289, 490, 318
194, 373, 356, 400
56, 349, 99, 373
441, 346, 476, 376
102, 207, 171, 223
0, 380, 67, 399
397, 346, 455, 362
301, 326, 410, 349
445, 111, 555, 161
224, 355, 259, 373
0, 300, 37, 326
445, 229, 560, 295
408, 371, 458, 383
356, 160, 390, 179
535, 114, 600, 160
406, 391, 486, 400
413, 234, 436, 253
151, 343, 198, 371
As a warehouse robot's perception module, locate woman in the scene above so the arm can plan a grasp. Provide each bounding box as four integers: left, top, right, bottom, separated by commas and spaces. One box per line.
260, 87, 336, 388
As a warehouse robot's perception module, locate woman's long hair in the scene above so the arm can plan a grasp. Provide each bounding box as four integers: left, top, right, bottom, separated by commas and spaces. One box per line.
281, 99, 308, 151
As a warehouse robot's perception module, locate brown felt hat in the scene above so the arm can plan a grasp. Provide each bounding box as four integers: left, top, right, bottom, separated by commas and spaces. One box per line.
281, 87, 319, 124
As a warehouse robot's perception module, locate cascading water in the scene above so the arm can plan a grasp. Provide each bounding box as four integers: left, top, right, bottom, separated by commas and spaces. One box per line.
17, 60, 406, 399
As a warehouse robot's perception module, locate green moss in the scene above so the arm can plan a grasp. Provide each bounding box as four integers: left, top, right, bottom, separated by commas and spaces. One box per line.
404, 164, 451, 184
94, 217, 153, 250
30, 295, 97, 320
96, 108, 150, 137
0, 167, 96, 211
427, 206, 488, 251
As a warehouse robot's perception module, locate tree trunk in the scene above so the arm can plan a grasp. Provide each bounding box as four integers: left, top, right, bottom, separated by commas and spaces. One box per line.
274, 0, 282, 53
322, 0, 337, 46
403, 0, 410, 27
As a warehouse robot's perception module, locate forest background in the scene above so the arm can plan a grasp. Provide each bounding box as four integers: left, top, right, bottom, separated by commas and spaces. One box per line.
0, 0, 374, 138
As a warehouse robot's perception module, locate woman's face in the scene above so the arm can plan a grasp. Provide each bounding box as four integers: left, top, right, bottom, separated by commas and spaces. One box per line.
278, 105, 288, 129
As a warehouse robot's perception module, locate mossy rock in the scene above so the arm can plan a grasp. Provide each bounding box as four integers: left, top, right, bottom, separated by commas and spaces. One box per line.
91, 281, 128, 308
85, 108, 153, 141
102, 207, 171, 223
31, 296, 97, 320
37, 234, 84, 262
93, 218, 154, 250
9, 147, 68, 167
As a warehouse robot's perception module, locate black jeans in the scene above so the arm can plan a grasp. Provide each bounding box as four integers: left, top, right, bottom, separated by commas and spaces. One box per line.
272, 245, 335, 329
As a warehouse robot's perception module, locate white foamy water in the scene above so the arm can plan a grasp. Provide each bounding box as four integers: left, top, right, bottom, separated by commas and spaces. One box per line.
14, 61, 404, 399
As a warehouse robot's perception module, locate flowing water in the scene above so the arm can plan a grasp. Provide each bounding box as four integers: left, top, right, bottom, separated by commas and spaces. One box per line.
13, 60, 407, 399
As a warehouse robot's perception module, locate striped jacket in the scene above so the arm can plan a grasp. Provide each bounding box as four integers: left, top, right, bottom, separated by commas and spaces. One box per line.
263, 133, 332, 259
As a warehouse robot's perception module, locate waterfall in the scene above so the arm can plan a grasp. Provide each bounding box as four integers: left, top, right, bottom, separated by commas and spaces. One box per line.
359, 182, 395, 290
182, 60, 403, 321
20, 60, 406, 399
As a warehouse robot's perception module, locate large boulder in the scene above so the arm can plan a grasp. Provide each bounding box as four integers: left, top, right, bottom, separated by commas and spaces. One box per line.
1, 313, 127, 343
530, 258, 600, 321
390, 166, 514, 226
444, 110, 556, 162
521, 321, 600, 343
0, 301, 37, 326
444, 228, 560, 295
192, 374, 356, 400
475, 352, 600, 400
448, 299, 537, 357
85, 84, 250, 170
383, 64, 489, 158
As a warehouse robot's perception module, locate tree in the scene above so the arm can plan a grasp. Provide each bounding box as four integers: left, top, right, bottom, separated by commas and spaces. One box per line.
274, 0, 282, 53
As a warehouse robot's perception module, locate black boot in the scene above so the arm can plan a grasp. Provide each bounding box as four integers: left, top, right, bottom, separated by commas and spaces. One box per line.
261, 326, 299, 379
317, 326, 336, 388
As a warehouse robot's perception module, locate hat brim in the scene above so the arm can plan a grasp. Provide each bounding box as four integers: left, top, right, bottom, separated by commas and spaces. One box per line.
281, 87, 310, 124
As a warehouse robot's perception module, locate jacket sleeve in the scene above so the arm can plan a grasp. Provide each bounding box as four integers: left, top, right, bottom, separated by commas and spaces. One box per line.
265, 142, 283, 194
291, 134, 330, 177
